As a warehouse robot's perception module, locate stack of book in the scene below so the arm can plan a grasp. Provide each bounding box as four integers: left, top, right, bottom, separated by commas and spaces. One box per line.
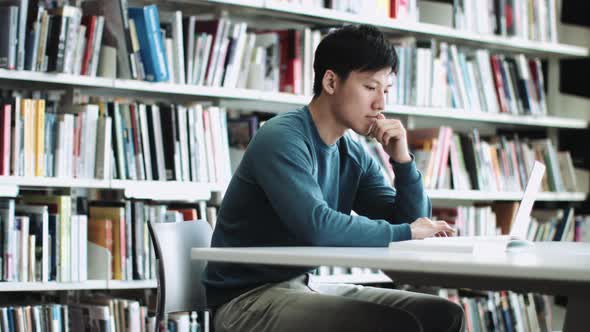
434, 204, 582, 242
0, 94, 231, 185
354, 128, 577, 193
529, 207, 577, 242
418, 0, 558, 42
0, 1, 328, 96
438, 288, 554, 332
433, 206, 499, 237
0, 195, 86, 283
0, 3, 105, 76
390, 42, 548, 116
0, 196, 218, 282
0, 299, 209, 332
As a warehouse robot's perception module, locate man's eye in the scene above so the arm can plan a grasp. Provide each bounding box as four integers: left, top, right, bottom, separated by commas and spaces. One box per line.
365, 86, 376, 91
384, 90, 390, 94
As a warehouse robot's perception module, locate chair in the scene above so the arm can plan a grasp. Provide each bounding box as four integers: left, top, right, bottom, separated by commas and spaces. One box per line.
148, 219, 213, 331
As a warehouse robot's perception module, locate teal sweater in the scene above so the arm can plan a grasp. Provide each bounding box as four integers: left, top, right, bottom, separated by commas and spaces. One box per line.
204, 107, 431, 306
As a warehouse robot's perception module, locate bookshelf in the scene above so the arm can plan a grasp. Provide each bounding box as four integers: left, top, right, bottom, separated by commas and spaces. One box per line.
0, 1, 588, 330
193, 0, 589, 57
0, 177, 584, 202
0, 68, 587, 129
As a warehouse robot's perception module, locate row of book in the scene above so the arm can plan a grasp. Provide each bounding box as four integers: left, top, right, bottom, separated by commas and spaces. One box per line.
433, 204, 579, 242
272, 0, 558, 43
0, 1, 323, 96
390, 42, 547, 115
100, 101, 231, 184
529, 208, 579, 242
0, 290, 553, 332
0, 2, 110, 76
0, 1, 557, 110
0, 196, 218, 282
291, 0, 559, 44
0, 95, 232, 185
439, 289, 554, 332
442, 0, 558, 42
226, 112, 578, 194
0, 299, 209, 332
0, 195, 86, 283
123, 10, 325, 96
434, 206, 500, 238
0, 1, 178, 81
356, 127, 577, 193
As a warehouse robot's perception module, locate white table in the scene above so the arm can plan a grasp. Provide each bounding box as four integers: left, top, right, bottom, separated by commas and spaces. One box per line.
192, 242, 590, 332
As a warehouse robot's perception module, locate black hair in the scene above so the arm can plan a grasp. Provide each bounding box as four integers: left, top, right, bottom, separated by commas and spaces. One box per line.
313, 24, 398, 97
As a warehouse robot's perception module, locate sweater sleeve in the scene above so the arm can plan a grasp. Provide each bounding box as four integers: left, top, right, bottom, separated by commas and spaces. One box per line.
247, 126, 411, 246
353, 153, 432, 228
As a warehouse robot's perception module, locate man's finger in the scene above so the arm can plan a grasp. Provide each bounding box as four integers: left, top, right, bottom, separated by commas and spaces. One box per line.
436, 220, 454, 231
374, 124, 397, 143
380, 127, 403, 144
373, 123, 401, 143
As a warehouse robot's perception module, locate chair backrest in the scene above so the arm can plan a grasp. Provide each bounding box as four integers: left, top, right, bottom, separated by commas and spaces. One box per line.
148, 220, 213, 324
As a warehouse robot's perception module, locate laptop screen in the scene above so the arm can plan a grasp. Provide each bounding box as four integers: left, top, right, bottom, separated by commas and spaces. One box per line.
509, 161, 546, 238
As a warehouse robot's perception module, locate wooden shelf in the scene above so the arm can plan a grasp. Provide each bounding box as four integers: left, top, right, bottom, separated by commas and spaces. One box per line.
0, 280, 157, 292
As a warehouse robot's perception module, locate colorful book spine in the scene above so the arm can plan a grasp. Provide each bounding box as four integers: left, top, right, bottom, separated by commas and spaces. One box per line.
128, 5, 169, 82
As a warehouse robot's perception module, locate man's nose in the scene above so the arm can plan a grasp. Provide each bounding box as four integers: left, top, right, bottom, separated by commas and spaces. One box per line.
373, 92, 385, 110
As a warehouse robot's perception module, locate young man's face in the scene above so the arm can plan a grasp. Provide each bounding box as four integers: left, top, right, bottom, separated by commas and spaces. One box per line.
332, 67, 393, 136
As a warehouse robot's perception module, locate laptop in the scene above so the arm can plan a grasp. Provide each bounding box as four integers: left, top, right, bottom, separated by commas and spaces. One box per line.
389, 161, 546, 253
508, 160, 546, 239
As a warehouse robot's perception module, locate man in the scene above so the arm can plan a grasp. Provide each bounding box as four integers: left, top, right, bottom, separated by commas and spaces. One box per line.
204, 24, 464, 332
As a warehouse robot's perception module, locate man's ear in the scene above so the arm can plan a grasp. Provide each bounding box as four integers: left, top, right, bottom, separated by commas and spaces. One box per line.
322, 70, 338, 95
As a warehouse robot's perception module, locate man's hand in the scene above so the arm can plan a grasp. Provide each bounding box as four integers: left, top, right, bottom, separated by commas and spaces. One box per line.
368, 114, 411, 163
409, 217, 456, 239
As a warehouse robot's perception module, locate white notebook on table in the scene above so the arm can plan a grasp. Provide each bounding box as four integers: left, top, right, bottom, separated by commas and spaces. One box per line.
389, 161, 546, 254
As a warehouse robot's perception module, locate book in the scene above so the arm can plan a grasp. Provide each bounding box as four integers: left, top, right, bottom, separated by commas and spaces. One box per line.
89, 202, 126, 280
128, 5, 169, 82
82, 0, 134, 79
0, 6, 18, 70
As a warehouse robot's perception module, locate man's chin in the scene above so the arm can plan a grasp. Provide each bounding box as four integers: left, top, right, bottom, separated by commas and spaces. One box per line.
363, 124, 375, 137
350, 127, 373, 137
